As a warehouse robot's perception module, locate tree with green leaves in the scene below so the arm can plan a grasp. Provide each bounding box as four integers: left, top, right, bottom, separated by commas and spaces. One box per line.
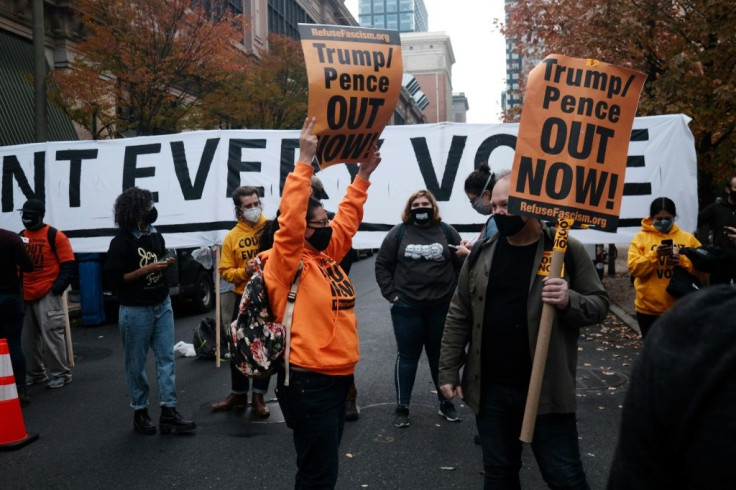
501, 0, 736, 201
52, 0, 247, 137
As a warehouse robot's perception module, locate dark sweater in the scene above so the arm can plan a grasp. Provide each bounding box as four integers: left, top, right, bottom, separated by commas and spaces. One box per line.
0, 228, 34, 294
103, 228, 169, 306
608, 285, 736, 489
375, 221, 461, 305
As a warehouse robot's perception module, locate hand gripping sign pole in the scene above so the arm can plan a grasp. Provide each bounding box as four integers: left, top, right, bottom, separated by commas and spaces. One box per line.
520, 218, 572, 443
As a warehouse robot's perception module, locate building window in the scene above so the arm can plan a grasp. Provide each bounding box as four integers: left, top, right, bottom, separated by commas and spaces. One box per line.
374, 1, 385, 13
386, 14, 398, 30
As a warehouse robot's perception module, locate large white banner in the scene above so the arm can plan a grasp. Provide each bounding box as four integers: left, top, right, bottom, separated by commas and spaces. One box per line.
0, 114, 696, 252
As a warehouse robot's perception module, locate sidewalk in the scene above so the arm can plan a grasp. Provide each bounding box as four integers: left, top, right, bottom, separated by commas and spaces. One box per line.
599, 249, 640, 335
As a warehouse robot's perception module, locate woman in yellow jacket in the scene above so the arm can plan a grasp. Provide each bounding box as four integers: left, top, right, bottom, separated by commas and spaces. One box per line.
628, 197, 702, 337
261, 117, 381, 489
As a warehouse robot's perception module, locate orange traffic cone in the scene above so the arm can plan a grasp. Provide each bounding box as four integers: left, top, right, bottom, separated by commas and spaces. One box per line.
0, 338, 39, 451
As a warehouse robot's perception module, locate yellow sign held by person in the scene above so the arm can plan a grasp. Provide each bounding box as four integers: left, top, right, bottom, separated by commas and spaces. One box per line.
298, 24, 403, 167
509, 55, 646, 231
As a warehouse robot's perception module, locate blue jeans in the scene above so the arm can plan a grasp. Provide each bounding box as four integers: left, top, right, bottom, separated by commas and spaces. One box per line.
276, 368, 352, 489
118, 297, 177, 410
476, 381, 590, 490
0, 293, 26, 387
390, 300, 449, 405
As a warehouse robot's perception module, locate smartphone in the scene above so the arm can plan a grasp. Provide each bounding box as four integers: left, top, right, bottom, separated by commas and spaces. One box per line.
662, 239, 673, 247
158, 250, 176, 262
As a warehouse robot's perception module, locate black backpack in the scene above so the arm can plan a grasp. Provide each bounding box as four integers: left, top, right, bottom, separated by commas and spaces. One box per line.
192, 317, 218, 359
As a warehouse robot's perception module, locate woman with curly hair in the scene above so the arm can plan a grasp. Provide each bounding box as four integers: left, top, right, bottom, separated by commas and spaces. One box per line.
103, 187, 196, 435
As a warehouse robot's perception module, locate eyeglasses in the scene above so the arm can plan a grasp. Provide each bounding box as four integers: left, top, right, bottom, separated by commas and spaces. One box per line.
240, 202, 261, 210
307, 218, 331, 228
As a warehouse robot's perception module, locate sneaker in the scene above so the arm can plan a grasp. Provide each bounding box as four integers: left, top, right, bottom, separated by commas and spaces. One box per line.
46, 376, 71, 389
26, 374, 49, 386
438, 400, 461, 422
393, 405, 410, 428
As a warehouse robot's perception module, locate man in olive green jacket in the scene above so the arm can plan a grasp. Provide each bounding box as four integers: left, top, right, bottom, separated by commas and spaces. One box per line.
439, 175, 608, 489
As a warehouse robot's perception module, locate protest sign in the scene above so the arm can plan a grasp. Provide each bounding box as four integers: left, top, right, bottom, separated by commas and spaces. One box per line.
512, 55, 646, 444
298, 24, 402, 167
0, 115, 694, 253
509, 55, 646, 231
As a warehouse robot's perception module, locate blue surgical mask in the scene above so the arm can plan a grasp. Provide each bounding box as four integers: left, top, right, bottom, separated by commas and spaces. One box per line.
653, 219, 673, 233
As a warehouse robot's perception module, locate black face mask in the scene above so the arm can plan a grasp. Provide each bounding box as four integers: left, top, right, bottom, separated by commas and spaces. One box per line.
307, 226, 332, 252
410, 207, 434, 225
142, 207, 158, 225
494, 214, 526, 236
21, 212, 43, 230
730, 190, 736, 202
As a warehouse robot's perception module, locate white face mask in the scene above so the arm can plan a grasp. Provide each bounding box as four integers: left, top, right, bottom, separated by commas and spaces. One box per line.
243, 207, 261, 223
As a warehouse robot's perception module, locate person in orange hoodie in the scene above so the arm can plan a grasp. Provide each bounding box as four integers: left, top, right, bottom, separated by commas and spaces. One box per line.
628, 197, 702, 337
262, 117, 381, 489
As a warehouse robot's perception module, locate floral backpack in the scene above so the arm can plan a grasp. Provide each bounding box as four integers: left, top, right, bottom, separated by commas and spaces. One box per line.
227, 257, 302, 378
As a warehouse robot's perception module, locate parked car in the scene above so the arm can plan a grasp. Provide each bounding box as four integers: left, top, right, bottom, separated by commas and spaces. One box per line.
72, 247, 215, 324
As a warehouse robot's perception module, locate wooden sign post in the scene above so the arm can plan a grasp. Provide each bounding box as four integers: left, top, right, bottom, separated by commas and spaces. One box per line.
215, 245, 221, 368
520, 219, 571, 442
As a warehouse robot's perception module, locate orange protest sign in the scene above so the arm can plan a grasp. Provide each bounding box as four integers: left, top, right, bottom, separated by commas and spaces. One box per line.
298, 24, 402, 167
509, 55, 646, 231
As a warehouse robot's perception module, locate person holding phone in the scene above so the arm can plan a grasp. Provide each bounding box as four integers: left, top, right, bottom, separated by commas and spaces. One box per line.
104, 187, 196, 435
628, 197, 702, 337
375, 189, 464, 427
696, 175, 736, 284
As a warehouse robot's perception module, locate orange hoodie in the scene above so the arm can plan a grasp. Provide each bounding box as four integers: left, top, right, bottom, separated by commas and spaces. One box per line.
628, 218, 702, 316
262, 162, 369, 375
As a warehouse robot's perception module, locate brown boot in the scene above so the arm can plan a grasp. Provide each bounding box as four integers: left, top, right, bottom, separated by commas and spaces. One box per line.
251, 393, 270, 418
211, 393, 248, 412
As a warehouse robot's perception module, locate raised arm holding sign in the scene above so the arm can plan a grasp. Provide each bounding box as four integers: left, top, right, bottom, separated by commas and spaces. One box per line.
298, 24, 402, 167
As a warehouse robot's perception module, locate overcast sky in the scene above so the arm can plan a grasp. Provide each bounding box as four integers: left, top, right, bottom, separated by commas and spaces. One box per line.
343, 0, 508, 123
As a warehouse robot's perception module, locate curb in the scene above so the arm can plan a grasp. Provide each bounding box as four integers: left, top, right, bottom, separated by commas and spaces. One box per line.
608, 302, 641, 335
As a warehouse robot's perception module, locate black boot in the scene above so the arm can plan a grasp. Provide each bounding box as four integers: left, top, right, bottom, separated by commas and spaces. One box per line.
133, 409, 156, 435
159, 406, 196, 435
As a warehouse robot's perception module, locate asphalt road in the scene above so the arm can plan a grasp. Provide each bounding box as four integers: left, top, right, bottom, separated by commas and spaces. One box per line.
3, 255, 641, 489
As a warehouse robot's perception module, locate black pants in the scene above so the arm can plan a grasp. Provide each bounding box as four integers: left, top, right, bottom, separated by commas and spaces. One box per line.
276, 367, 352, 489
0, 293, 26, 387
635, 312, 660, 338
